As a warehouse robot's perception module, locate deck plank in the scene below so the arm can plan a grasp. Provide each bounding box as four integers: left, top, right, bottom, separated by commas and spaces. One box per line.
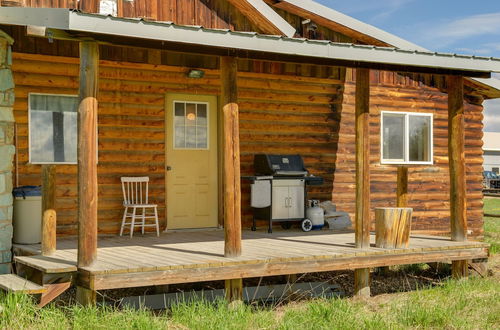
13, 231, 489, 287
15, 255, 77, 274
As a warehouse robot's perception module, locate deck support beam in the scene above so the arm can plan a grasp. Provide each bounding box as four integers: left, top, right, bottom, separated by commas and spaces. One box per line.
225, 278, 243, 303
447, 75, 468, 279
354, 68, 371, 296
77, 41, 99, 272
76, 286, 97, 306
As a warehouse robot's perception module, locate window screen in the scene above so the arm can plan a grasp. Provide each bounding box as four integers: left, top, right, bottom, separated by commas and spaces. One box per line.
29, 94, 79, 164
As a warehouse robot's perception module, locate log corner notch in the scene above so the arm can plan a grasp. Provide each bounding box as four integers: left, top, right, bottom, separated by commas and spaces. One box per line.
354, 68, 371, 297
221, 56, 243, 302
447, 75, 469, 279
77, 41, 99, 304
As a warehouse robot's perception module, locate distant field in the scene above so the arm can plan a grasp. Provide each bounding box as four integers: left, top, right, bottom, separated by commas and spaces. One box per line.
484, 197, 500, 254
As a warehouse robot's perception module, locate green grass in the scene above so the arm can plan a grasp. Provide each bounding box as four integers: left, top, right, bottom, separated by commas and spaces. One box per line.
1, 199, 498, 329
1, 277, 499, 329
483, 197, 500, 254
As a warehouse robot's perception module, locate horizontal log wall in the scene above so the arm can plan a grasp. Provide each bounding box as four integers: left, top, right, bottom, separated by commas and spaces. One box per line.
333, 70, 484, 238
12, 52, 341, 235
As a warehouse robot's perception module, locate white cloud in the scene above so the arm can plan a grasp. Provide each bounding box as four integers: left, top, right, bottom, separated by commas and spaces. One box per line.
433, 13, 500, 39
416, 12, 500, 50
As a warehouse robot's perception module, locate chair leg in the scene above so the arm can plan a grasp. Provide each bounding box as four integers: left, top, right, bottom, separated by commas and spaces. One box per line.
142, 207, 146, 235
154, 206, 159, 237
130, 207, 137, 238
120, 207, 128, 236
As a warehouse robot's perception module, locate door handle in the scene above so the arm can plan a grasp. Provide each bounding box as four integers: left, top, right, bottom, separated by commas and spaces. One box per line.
167, 166, 172, 171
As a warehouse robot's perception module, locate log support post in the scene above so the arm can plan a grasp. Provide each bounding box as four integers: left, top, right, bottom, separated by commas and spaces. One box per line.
396, 166, 408, 207
221, 56, 242, 301
41, 165, 56, 256
225, 278, 243, 303
41, 209, 56, 256
76, 286, 97, 306
354, 68, 371, 296
447, 75, 468, 279
77, 41, 99, 304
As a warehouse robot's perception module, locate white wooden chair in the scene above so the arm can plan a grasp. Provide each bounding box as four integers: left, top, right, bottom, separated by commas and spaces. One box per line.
120, 177, 159, 237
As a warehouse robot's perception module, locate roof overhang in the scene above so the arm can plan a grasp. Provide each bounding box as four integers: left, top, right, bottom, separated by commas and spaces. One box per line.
1, 8, 500, 77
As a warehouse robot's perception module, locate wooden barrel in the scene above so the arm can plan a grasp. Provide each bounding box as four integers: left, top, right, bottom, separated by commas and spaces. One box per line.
375, 207, 412, 248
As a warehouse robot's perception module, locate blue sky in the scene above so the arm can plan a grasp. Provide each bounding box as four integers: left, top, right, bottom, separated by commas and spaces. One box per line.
316, 0, 500, 131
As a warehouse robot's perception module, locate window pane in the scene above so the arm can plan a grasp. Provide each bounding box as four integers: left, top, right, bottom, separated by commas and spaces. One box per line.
186, 126, 196, 148
63, 112, 78, 162
174, 102, 185, 126
197, 126, 208, 149
186, 103, 196, 126
382, 114, 405, 161
409, 115, 431, 162
30, 94, 78, 113
174, 126, 185, 148
30, 111, 54, 162
197, 104, 207, 126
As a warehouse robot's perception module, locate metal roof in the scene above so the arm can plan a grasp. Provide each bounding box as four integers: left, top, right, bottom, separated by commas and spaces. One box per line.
1, 8, 500, 76
276, 0, 500, 98
277, 0, 427, 51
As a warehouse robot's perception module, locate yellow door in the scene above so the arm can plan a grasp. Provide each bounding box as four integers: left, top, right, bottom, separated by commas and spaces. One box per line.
166, 93, 218, 229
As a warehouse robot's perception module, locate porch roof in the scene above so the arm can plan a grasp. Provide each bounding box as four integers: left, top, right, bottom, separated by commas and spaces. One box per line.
1, 8, 500, 78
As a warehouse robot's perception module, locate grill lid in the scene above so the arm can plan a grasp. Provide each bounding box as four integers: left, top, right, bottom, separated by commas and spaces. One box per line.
254, 154, 307, 176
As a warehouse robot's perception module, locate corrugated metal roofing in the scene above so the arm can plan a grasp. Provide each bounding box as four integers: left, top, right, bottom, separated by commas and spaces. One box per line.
1, 8, 500, 75
280, 0, 500, 98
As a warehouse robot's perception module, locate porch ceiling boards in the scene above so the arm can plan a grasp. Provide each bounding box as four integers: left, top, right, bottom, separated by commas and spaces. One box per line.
14, 231, 488, 291
1, 8, 500, 77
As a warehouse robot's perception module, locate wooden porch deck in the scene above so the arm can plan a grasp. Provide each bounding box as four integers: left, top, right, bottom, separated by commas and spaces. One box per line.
14, 230, 488, 291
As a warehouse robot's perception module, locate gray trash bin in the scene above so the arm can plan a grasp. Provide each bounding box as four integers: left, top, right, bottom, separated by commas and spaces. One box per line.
12, 186, 42, 244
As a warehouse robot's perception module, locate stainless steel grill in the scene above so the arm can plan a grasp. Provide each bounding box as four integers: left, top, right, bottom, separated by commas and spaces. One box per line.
244, 154, 323, 233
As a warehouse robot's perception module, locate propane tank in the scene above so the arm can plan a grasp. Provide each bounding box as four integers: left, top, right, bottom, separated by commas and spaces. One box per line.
306, 200, 324, 230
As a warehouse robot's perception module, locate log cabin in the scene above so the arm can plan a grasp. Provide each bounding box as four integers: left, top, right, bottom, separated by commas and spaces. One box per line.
0, 0, 498, 304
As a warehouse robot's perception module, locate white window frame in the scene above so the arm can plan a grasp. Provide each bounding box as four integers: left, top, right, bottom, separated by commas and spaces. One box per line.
380, 111, 434, 165
172, 100, 210, 151
28, 93, 80, 165
28, 93, 98, 165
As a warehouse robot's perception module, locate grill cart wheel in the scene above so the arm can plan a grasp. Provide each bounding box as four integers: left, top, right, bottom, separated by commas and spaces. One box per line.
301, 219, 312, 232
281, 222, 293, 229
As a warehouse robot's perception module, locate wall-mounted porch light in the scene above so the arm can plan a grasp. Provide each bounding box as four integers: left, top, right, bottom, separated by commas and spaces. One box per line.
187, 69, 205, 79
